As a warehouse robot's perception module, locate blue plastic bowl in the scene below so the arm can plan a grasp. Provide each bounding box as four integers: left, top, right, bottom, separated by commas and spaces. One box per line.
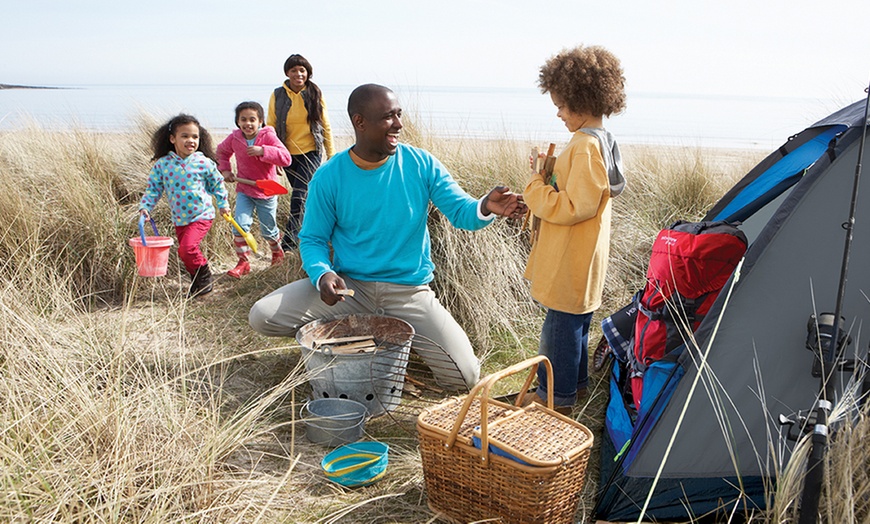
321, 441, 389, 487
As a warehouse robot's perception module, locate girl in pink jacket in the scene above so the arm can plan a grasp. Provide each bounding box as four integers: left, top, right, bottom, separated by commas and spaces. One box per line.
217, 101, 292, 277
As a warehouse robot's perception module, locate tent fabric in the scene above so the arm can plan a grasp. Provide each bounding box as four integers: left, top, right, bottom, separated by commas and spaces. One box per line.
605, 359, 634, 450
603, 359, 684, 471
596, 434, 768, 522
624, 359, 685, 467
596, 98, 869, 522
703, 128, 822, 224
709, 125, 846, 223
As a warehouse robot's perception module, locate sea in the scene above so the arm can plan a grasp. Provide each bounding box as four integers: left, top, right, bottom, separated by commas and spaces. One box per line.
0, 83, 856, 151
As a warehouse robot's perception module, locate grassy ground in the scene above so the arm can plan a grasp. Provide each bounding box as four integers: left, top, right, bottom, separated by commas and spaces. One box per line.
2, 119, 868, 523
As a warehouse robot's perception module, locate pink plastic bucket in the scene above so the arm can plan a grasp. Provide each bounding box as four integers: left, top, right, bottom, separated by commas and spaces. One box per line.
129, 236, 174, 277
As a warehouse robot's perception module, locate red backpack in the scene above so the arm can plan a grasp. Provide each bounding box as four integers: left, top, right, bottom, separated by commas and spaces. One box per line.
629, 220, 747, 407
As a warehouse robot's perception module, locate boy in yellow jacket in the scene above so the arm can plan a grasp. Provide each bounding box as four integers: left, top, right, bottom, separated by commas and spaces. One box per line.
523, 45, 627, 415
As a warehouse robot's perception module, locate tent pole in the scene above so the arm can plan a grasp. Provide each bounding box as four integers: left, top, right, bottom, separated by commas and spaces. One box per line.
798, 80, 870, 524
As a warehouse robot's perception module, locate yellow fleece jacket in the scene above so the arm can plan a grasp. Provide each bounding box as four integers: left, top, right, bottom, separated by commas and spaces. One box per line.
523, 131, 611, 315
267, 86, 335, 157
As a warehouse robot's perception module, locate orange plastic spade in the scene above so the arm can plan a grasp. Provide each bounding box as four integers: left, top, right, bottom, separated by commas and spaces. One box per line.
236, 178, 288, 196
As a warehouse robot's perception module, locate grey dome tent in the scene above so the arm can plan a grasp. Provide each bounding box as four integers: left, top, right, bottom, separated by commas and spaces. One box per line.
595, 99, 870, 521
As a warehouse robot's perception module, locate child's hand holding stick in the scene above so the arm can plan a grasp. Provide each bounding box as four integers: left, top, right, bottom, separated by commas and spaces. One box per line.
525, 143, 556, 244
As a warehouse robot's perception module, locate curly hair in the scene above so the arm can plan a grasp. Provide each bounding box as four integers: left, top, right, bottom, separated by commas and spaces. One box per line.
538, 45, 626, 117
150, 114, 216, 162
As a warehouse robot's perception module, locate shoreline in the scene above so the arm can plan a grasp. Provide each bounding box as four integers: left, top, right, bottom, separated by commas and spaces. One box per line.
0, 127, 770, 164
0, 83, 66, 90
0, 125, 774, 154
0, 84, 816, 152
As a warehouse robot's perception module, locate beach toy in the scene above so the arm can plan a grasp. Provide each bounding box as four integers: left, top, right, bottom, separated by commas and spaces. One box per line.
222, 214, 259, 254
321, 441, 389, 487
235, 178, 288, 196
301, 397, 368, 447
129, 216, 174, 277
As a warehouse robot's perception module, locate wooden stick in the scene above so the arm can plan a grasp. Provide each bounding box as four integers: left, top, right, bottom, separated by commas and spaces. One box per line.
329, 340, 378, 352
405, 375, 444, 394
336, 289, 355, 297
543, 157, 557, 182
530, 143, 558, 244
290, 386, 295, 459
405, 375, 427, 387
312, 335, 373, 348
531, 146, 541, 174
327, 343, 379, 354
545, 142, 556, 158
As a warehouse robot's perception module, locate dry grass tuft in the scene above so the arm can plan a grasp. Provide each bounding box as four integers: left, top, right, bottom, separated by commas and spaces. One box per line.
0, 264, 313, 521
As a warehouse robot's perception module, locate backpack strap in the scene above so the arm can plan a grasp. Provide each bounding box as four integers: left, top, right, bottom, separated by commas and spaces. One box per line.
636, 299, 664, 321
632, 290, 712, 378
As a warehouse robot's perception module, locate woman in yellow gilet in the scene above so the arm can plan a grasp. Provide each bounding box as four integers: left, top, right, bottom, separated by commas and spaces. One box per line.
267, 54, 335, 251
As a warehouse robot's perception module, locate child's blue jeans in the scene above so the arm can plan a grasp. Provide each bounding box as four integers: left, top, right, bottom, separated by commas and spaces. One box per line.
234, 193, 279, 242
534, 309, 592, 408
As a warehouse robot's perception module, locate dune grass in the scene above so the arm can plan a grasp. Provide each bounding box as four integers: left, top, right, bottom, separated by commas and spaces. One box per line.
1, 117, 867, 523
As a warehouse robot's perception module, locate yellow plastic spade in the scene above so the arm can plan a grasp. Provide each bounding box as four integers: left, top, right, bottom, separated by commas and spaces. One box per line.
222, 214, 259, 254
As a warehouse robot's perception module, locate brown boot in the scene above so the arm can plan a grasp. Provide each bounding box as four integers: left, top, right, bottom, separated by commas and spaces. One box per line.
520, 391, 573, 416
188, 264, 213, 298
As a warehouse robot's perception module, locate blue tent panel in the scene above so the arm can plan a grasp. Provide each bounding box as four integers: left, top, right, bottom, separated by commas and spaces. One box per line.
603, 358, 686, 472
625, 360, 685, 467
711, 126, 845, 223
605, 359, 633, 450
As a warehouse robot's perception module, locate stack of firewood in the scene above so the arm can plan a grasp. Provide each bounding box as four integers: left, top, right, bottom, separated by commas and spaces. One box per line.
312, 335, 379, 354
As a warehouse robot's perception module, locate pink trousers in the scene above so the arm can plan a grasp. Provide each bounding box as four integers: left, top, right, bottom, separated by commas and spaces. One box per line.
175, 219, 213, 274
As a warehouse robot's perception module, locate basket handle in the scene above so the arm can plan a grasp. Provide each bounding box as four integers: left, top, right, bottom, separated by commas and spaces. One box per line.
445, 356, 554, 463
138, 215, 159, 246
323, 452, 381, 477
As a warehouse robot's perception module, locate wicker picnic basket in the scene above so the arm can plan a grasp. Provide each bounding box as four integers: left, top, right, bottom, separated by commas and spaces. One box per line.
417, 356, 594, 524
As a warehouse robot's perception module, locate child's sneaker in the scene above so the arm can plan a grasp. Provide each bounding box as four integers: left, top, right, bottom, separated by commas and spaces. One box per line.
227, 259, 251, 279
271, 249, 285, 266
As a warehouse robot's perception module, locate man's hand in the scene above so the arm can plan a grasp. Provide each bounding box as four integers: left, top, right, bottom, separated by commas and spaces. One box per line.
320, 272, 350, 306
482, 186, 527, 219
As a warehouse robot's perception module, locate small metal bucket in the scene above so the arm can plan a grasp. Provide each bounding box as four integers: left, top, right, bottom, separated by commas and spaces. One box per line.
301, 397, 368, 447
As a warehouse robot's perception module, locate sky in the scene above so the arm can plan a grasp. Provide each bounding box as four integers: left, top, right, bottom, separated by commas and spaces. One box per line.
3, 0, 869, 103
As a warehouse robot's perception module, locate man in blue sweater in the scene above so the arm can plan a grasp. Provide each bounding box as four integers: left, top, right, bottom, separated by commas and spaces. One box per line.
249, 84, 526, 389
